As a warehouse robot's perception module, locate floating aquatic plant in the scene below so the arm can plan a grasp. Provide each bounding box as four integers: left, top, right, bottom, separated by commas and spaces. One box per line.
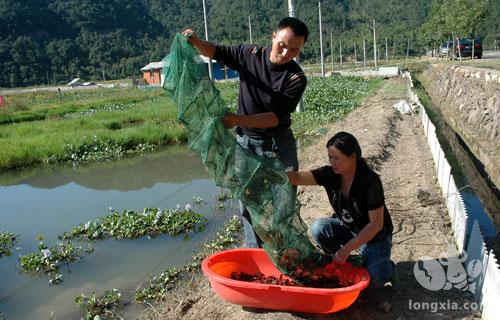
134, 268, 182, 303
215, 189, 233, 210
19, 239, 84, 285
191, 196, 204, 206
0, 231, 17, 258
135, 215, 242, 303
59, 207, 206, 241
75, 288, 122, 320
50, 135, 156, 164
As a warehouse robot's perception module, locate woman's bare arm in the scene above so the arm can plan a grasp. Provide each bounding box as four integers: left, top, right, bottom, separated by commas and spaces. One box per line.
287, 171, 318, 185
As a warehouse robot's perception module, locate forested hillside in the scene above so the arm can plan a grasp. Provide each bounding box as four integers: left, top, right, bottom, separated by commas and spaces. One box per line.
0, 0, 498, 87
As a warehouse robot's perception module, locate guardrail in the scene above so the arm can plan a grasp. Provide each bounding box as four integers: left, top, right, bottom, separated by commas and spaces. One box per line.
403, 71, 500, 320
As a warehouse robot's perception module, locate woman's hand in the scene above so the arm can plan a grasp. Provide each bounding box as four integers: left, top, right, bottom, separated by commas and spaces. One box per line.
333, 245, 352, 264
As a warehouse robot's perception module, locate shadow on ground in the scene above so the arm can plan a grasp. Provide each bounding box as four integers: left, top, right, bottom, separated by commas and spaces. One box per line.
241, 261, 479, 320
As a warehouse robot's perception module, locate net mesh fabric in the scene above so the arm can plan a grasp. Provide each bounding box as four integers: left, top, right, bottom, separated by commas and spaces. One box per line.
163, 33, 332, 279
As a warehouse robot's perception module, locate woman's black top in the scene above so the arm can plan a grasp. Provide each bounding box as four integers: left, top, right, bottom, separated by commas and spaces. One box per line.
311, 160, 393, 243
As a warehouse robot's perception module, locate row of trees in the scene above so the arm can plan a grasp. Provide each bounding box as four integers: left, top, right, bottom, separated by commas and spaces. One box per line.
418, 0, 492, 48
0, 0, 497, 88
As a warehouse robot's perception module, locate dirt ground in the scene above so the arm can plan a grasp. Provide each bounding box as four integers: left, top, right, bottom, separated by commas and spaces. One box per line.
140, 77, 481, 320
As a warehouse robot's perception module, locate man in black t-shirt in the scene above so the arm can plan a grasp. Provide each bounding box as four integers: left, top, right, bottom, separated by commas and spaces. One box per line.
183, 17, 309, 247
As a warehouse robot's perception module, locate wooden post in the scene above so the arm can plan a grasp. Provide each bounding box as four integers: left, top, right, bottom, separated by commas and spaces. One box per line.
452, 35, 456, 60
472, 38, 475, 63
456, 36, 462, 62
446, 39, 450, 59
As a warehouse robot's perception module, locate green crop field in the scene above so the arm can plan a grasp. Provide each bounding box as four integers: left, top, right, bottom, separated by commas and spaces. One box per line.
0, 77, 379, 170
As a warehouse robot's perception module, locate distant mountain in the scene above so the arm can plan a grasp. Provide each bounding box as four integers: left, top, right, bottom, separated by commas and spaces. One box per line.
0, 0, 497, 87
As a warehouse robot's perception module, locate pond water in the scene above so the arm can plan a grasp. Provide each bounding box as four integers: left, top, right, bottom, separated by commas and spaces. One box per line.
0, 146, 236, 319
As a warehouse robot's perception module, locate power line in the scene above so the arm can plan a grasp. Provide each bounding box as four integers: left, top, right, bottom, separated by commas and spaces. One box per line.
195, 0, 225, 33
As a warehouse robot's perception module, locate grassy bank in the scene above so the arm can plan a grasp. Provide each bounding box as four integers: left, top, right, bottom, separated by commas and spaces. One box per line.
0, 77, 378, 170
0, 83, 239, 170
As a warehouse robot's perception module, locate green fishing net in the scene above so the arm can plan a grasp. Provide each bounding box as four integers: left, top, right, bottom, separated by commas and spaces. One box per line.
163, 33, 332, 279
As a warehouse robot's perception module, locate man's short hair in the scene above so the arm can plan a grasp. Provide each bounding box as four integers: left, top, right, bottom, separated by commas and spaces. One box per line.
277, 17, 309, 43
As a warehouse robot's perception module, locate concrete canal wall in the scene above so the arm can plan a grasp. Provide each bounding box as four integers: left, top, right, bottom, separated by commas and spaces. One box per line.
419, 64, 499, 189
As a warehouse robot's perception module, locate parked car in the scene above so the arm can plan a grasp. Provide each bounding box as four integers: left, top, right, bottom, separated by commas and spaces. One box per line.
440, 40, 454, 57
454, 38, 482, 59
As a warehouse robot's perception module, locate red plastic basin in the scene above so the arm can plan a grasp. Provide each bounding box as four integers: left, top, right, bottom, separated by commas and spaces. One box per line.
201, 248, 370, 314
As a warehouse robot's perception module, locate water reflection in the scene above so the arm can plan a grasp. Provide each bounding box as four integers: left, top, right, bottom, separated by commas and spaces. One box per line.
0, 145, 209, 191
0, 146, 234, 319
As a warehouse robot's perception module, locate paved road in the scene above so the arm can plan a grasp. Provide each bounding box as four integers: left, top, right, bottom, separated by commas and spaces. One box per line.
482, 50, 500, 60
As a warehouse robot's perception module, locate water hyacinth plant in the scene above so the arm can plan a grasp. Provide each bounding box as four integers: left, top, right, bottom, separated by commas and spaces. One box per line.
0, 231, 17, 257
75, 288, 122, 320
215, 189, 232, 210
191, 196, 204, 206
49, 135, 157, 164
60, 207, 206, 241
19, 239, 83, 285
134, 268, 182, 303
136, 215, 242, 303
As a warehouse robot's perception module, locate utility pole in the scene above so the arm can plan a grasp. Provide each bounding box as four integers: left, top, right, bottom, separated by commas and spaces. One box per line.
202, 0, 213, 80
248, 16, 253, 44
373, 19, 377, 67
392, 40, 395, 63
319, 1, 325, 77
330, 29, 334, 73
363, 38, 366, 67
339, 40, 343, 67
354, 42, 357, 62
385, 37, 388, 63
288, 0, 295, 17
288, 0, 302, 112
405, 36, 410, 67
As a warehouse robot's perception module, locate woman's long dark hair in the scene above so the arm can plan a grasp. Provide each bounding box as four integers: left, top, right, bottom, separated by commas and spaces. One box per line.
326, 131, 367, 167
